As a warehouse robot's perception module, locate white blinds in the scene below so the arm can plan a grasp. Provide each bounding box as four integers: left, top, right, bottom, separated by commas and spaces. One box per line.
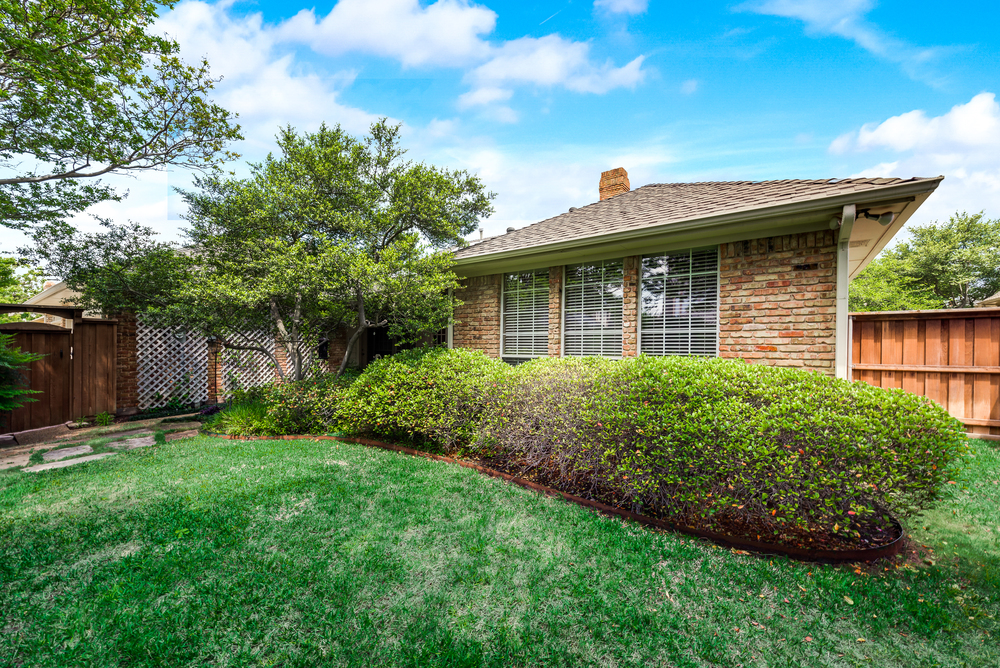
502, 269, 550, 358
640, 248, 719, 357
563, 259, 624, 357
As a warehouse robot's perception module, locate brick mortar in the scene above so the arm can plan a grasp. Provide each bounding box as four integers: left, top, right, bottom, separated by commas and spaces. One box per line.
548, 266, 562, 357
453, 274, 501, 358
719, 231, 838, 375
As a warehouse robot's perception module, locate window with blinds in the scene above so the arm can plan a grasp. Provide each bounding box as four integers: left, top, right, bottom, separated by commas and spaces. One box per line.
640, 248, 719, 357
563, 259, 624, 357
502, 269, 549, 359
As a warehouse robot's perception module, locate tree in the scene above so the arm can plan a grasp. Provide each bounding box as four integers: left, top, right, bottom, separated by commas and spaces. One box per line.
0, 258, 46, 322
0, 333, 42, 427
849, 212, 1000, 311
31, 120, 495, 380
848, 254, 943, 312
0, 0, 241, 230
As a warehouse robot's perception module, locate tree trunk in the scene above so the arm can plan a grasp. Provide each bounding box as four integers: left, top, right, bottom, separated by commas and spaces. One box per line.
338, 291, 366, 376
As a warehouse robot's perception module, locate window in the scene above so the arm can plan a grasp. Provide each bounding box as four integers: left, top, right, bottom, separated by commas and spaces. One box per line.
563, 259, 624, 357
640, 248, 718, 356
502, 269, 549, 360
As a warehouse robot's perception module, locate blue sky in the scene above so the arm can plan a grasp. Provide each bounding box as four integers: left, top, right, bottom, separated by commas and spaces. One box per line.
5, 0, 1000, 251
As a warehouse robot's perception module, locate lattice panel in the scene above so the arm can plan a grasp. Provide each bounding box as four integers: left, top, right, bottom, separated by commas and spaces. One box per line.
136, 320, 209, 410
221, 332, 277, 398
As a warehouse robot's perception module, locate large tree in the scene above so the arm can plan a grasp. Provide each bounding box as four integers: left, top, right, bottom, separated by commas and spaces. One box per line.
32, 120, 495, 380
0, 0, 241, 230
0, 257, 46, 322
850, 212, 1000, 311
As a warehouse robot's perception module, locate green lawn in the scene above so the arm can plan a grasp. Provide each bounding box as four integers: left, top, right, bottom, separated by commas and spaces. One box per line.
0, 435, 996, 667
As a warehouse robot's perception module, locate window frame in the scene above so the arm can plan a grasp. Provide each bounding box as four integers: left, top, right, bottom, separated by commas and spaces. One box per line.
560, 259, 625, 358
637, 246, 721, 358
500, 268, 550, 362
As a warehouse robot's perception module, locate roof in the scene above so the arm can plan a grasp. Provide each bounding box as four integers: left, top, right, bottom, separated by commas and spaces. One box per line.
455, 177, 942, 262
977, 291, 1000, 307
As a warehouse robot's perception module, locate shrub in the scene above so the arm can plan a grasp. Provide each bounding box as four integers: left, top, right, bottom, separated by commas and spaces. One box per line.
263, 372, 356, 435
473, 356, 967, 543
202, 400, 272, 437
337, 347, 508, 452
0, 333, 42, 428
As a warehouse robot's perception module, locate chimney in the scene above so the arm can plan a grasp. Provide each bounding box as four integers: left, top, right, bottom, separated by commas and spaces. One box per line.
599, 167, 630, 201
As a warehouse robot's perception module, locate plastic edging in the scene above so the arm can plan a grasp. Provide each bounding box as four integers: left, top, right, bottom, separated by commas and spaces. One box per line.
201, 431, 906, 563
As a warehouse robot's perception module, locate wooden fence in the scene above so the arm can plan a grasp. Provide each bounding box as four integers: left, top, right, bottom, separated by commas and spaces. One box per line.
851, 308, 1000, 438
1, 319, 116, 434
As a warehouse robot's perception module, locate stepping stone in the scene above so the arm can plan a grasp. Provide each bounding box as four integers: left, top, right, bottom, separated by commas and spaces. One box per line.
165, 430, 200, 442
159, 422, 202, 431
42, 445, 94, 462
103, 429, 152, 440
24, 453, 117, 473
108, 435, 155, 450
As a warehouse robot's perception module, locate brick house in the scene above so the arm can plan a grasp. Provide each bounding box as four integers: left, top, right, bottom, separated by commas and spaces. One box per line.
448, 169, 942, 378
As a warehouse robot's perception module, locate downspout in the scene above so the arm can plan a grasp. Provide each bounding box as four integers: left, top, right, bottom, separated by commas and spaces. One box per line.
834, 204, 856, 380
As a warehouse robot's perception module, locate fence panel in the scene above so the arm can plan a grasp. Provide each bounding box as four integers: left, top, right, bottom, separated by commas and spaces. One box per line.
851, 308, 1000, 436
136, 320, 208, 410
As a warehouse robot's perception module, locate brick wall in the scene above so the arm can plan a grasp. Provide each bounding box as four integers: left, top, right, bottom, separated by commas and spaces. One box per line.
547, 266, 563, 357
718, 231, 838, 374
325, 326, 352, 372
114, 311, 139, 415
453, 274, 501, 357
622, 255, 640, 357
207, 340, 223, 405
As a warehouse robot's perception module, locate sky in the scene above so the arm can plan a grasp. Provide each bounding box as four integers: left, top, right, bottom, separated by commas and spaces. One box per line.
4, 0, 1000, 253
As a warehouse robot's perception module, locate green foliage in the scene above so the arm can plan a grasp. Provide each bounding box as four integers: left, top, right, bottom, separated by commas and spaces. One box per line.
849, 254, 943, 312
338, 347, 508, 451
850, 211, 1000, 311
32, 120, 494, 382
260, 372, 356, 435
94, 411, 114, 427
0, 0, 241, 230
474, 356, 967, 539
0, 259, 46, 323
0, 333, 42, 426
202, 401, 272, 438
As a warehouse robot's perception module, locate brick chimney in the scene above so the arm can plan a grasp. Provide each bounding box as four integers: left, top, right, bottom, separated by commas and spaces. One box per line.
599, 167, 630, 201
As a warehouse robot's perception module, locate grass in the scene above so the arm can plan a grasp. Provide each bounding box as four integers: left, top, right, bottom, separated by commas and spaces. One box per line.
0, 435, 996, 667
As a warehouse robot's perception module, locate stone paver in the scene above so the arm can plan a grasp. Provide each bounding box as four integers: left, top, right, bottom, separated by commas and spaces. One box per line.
160, 422, 202, 432
108, 435, 155, 450
165, 429, 200, 442
100, 429, 153, 440
42, 445, 94, 462
23, 453, 117, 472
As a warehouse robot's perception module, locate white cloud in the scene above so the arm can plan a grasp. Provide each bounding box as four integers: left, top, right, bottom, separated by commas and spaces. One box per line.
469, 35, 646, 93
738, 0, 947, 84
833, 93, 1000, 225
680, 79, 698, 94
457, 86, 512, 109
594, 0, 649, 14
278, 0, 496, 67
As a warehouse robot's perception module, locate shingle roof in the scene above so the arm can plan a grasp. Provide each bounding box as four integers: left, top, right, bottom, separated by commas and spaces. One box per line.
455, 177, 940, 261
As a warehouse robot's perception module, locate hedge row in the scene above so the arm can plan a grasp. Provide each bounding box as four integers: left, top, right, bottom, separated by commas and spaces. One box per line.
215, 347, 968, 540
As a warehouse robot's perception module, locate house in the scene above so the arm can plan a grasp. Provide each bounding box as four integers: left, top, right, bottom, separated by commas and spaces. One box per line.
976, 291, 1000, 307
447, 168, 943, 378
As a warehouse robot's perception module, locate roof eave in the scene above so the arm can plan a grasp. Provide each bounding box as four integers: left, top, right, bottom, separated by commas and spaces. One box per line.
453, 177, 943, 273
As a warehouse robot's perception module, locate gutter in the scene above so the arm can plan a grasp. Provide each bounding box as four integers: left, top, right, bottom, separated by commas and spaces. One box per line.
834, 205, 856, 380
454, 177, 943, 268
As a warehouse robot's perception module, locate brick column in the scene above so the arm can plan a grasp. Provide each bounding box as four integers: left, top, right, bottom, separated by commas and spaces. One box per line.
115, 311, 139, 415
325, 327, 352, 372
622, 255, 640, 357
548, 266, 563, 357
453, 275, 501, 357
207, 340, 223, 404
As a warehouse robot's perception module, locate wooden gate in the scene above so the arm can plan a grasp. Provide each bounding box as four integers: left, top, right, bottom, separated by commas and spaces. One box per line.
850, 308, 1000, 437
1, 319, 117, 434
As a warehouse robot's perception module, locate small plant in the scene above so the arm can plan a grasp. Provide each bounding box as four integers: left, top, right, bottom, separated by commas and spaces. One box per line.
94, 411, 114, 426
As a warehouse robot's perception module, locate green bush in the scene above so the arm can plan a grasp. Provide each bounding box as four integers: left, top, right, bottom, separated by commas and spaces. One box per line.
472, 356, 967, 542
0, 333, 42, 428
337, 347, 508, 451
202, 400, 272, 437
263, 372, 356, 435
